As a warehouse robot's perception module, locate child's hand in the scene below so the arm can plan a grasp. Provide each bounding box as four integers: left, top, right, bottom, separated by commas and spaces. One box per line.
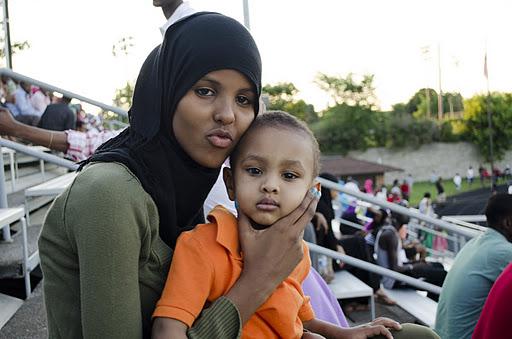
345, 317, 401, 339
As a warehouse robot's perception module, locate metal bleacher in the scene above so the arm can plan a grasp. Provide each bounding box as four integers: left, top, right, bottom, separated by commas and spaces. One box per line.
0, 68, 127, 331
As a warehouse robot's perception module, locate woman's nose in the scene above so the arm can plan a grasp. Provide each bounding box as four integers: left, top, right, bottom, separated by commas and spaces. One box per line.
213, 98, 235, 125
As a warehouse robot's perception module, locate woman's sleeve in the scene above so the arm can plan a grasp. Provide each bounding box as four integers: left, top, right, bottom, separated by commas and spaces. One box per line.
187, 297, 242, 339
66, 176, 150, 338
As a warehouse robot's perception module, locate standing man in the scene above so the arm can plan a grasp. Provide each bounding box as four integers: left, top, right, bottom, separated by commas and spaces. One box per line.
453, 173, 462, 191
154, 0, 196, 35
435, 194, 512, 339
467, 166, 474, 186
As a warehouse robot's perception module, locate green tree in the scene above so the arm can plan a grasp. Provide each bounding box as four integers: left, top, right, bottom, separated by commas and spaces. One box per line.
311, 104, 378, 154
0, 38, 30, 62
314, 73, 377, 109
262, 82, 318, 124
401, 88, 464, 119
462, 93, 512, 160
106, 81, 134, 123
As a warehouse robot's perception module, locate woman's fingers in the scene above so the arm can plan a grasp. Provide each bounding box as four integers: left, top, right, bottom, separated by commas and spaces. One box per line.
273, 190, 318, 234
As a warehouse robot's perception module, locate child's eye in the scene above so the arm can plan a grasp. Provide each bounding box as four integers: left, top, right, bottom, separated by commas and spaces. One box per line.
282, 172, 298, 180
236, 95, 252, 106
195, 87, 215, 97
246, 167, 262, 175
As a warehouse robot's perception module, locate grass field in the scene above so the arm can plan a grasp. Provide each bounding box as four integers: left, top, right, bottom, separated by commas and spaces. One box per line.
408, 178, 492, 207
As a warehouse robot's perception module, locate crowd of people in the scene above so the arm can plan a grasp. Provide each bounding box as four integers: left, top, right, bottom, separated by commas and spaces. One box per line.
0, 1, 509, 338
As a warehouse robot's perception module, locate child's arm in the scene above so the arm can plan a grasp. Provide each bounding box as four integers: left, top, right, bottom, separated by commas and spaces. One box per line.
152, 318, 188, 339
303, 317, 400, 339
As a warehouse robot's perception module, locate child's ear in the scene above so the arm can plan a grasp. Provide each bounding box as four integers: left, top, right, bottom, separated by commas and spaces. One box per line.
223, 167, 236, 201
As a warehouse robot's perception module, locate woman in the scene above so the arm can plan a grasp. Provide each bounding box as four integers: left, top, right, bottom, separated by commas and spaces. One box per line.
38, 13, 318, 338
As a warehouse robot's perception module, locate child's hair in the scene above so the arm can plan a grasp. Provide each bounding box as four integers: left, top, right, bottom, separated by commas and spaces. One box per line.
230, 110, 321, 178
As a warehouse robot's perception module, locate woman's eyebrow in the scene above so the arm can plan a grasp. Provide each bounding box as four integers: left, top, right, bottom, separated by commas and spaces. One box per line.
199, 76, 254, 93
198, 76, 220, 86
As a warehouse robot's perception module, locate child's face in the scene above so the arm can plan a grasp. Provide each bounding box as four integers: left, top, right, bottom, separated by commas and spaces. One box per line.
225, 126, 316, 228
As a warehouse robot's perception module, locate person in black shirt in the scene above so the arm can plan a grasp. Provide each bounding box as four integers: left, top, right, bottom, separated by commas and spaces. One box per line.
37, 96, 76, 131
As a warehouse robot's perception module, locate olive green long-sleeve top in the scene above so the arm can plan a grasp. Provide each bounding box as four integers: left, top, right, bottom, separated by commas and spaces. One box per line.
39, 162, 241, 339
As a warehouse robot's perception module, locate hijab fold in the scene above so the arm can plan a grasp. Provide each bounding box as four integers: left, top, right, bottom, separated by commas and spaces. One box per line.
80, 13, 262, 248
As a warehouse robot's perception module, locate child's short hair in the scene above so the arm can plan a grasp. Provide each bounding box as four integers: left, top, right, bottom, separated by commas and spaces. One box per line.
230, 110, 320, 178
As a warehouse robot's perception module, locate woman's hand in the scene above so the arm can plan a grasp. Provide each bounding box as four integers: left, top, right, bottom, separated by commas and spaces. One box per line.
225, 190, 319, 324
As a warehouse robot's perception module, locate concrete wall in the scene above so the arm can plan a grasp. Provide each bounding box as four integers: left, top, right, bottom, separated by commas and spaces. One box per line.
348, 142, 512, 184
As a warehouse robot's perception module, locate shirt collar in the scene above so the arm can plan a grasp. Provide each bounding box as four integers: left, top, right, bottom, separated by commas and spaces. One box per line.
207, 205, 242, 260
159, 2, 197, 36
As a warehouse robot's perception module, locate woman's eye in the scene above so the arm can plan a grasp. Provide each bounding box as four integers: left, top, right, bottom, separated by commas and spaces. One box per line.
195, 88, 215, 97
246, 167, 261, 175
283, 172, 298, 180
236, 95, 251, 106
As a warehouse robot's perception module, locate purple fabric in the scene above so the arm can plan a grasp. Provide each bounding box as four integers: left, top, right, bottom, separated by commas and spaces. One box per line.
364, 220, 374, 232
302, 268, 349, 327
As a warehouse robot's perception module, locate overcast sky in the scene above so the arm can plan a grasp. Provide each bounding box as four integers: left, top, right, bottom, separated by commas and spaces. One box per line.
7, 0, 512, 112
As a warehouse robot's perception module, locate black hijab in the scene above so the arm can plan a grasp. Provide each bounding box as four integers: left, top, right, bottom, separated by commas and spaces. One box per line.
315, 172, 339, 251
80, 13, 262, 248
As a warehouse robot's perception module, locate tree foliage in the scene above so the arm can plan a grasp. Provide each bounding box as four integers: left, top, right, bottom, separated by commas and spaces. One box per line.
0, 38, 30, 60
315, 73, 377, 110
397, 88, 464, 118
311, 104, 380, 154
262, 82, 318, 124
462, 93, 512, 161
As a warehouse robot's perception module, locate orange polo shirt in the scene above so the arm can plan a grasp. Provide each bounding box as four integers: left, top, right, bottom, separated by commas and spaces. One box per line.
153, 205, 314, 339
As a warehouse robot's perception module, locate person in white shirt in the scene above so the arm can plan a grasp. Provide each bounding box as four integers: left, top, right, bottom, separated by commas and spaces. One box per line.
13, 82, 43, 125
453, 173, 462, 190
467, 166, 474, 186
406, 173, 414, 193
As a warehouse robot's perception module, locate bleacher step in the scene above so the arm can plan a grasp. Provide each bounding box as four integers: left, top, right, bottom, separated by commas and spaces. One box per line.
0, 293, 23, 330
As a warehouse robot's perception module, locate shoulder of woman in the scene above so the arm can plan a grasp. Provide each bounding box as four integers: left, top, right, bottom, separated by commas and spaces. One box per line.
64, 162, 157, 221
72, 162, 149, 200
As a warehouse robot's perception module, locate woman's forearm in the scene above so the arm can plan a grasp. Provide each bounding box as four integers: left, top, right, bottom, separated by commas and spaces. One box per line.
224, 271, 277, 324
15, 122, 69, 152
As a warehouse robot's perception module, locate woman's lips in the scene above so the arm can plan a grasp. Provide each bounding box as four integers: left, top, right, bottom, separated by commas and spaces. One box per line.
207, 130, 233, 148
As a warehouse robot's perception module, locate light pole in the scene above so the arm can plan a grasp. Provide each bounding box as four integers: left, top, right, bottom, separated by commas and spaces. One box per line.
2, 0, 12, 68
484, 51, 495, 191
242, 0, 250, 30
437, 43, 443, 120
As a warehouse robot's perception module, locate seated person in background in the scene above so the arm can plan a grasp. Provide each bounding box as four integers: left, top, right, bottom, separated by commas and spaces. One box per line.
339, 202, 361, 236
152, 112, 401, 339
13, 81, 43, 125
375, 214, 446, 301
0, 107, 119, 161
364, 208, 388, 257
37, 96, 76, 131
435, 193, 512, 339
472, 263, 512, 339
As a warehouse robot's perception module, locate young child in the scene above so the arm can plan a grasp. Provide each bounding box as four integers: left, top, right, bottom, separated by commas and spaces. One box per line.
152, 111, 397, 338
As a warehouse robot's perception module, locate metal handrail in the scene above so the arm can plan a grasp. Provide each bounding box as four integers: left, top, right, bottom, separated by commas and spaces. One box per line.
441, 216, 487, 232
318, 177, 482, 239
0, 138, 78, 170
307, 242, 442, 294
0, 68, 128, 118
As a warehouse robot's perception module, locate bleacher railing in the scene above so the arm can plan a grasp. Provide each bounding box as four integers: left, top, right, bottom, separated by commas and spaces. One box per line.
317, 177, 482, 239
0, 69, 129, 241
0, 68, 128, 117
